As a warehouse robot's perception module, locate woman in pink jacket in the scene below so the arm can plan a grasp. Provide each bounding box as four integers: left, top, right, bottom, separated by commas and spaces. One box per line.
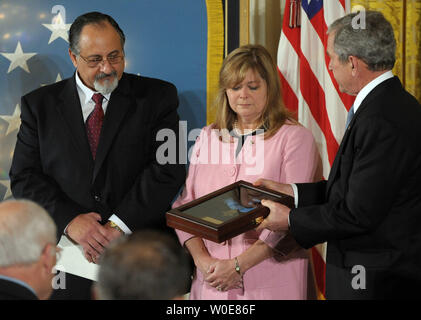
173, 45, 320, 299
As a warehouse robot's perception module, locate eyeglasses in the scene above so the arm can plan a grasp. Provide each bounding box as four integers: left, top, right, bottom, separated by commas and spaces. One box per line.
78, 53, 125, 68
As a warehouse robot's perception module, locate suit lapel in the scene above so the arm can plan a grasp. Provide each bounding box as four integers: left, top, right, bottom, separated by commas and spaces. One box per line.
57, 75, 93, 163
326, 116, 353, 195
93, 74, 133, 181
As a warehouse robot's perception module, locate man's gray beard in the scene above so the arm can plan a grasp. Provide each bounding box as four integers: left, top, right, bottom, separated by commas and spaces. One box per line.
94, 73, 118, 95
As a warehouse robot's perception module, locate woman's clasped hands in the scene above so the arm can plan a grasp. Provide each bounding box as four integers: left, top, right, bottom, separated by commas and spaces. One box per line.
204, 258, 243, 292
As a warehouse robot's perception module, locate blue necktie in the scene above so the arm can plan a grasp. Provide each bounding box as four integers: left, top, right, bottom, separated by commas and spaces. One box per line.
345, 105, 355, 128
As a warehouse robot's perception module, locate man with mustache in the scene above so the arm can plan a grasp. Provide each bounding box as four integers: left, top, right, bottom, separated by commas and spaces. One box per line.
9, 12, 186, 299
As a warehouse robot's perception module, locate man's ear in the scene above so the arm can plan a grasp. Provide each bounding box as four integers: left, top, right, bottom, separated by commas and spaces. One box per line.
69, 49, 78, 68
348, 56, 359, 76
40, 243, 56, 274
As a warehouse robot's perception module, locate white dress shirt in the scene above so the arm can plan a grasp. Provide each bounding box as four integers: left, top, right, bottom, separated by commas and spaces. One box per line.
75, 71, 111, 121
352, 70, 394, 114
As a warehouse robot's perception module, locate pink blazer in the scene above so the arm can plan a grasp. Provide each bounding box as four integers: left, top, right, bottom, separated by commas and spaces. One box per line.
173, 123, 319, 299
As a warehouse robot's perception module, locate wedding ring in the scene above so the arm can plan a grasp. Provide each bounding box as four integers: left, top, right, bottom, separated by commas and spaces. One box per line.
217, 286, 222, 291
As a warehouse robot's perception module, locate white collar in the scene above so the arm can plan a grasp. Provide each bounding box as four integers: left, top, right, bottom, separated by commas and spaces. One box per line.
75, 71, 111, 104
353, 70, 394, 113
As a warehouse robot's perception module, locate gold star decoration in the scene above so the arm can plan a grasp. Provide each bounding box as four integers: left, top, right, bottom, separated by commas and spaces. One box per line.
0, 180, 12, 201
0, 41, 37, 74
0, 104, 21, 136
42, 13, 71, 44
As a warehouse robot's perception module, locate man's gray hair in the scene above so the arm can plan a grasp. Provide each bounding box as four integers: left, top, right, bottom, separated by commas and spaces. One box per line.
0, 200, 57, 267
328, 10, 396, 71
96, 231, 191, 300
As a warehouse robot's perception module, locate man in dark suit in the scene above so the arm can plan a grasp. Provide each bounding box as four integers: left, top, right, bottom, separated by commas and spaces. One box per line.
255, 11, 421, 299
9, 12, 186, 299
0, 200, 58, 300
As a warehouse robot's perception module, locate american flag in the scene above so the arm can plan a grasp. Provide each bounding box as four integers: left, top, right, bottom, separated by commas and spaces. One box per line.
0, 2, 73, 201
277, 0, 355, 299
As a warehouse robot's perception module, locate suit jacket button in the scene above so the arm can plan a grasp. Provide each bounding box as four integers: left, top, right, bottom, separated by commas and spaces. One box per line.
94, 195, 101, 202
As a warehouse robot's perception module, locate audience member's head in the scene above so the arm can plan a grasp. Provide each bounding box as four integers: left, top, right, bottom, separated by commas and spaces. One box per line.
0, 200, 58, 300
95, 230, 191, 300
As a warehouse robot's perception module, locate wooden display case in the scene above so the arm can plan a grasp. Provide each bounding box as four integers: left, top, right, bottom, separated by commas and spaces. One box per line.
166, 180, 294, 243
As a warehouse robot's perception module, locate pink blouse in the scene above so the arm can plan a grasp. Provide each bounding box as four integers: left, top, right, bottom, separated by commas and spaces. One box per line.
173, 123, 319, 299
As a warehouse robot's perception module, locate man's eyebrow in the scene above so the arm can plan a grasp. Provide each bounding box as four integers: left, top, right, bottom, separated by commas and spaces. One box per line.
86, 54, 102, 59
107, 50, 120, 56
86, 50, 120, 58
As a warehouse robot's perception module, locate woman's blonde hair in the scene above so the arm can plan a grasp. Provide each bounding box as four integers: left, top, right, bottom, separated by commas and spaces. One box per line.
214, 44, 295, 139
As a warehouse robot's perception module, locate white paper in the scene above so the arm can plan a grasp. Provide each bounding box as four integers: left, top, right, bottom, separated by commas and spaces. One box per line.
55, 235, 99, 281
